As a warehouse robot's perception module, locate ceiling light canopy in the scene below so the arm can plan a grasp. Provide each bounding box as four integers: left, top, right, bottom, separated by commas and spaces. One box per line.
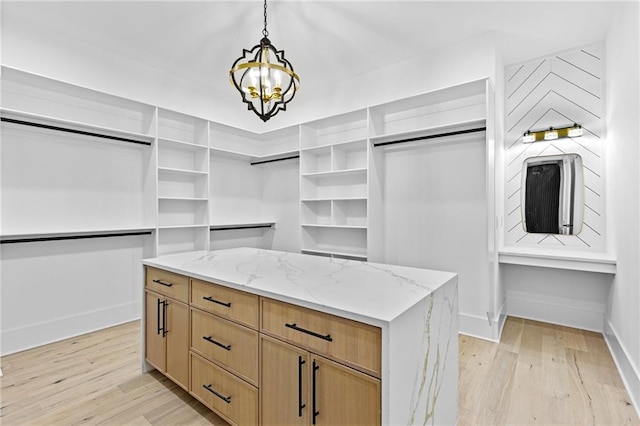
229, 0, 300, 122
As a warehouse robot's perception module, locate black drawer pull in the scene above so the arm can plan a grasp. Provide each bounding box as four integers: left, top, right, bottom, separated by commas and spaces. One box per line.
202, 335, 231, 351
203, 384, 231, 404
285, 323, 333, 342
203, 296, 232, 307
152, 279, 173, 287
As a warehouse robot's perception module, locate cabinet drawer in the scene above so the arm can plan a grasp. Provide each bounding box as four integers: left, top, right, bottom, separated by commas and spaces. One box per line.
261, 298, 382, 378
145, 267, 189, 302
190, 352, 258, 426
190, 278, 259, 330
191, 308, 258, 385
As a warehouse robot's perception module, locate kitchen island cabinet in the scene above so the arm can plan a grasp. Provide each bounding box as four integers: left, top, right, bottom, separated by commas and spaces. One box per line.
142, 247, 458, 425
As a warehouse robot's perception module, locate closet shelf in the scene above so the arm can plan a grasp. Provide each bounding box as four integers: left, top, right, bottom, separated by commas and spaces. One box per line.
210, 147, 300, 165
301, 197, 368, 202
499, 247, 616, 274
0, 108, 153, 146
0, 226, 154, 244
301, 168, 367, 179
158, 137, 208, 150
158, 224, 210, 230
158, 167, 208, 177
301, 224, 366, 230
158, 196, 208, 201
300, 138, 368, 151
370, 118, 486, 146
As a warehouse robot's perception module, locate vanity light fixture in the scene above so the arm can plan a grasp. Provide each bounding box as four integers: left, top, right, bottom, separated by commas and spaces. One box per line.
229, 0, 300, 122
522, 124, 583, 144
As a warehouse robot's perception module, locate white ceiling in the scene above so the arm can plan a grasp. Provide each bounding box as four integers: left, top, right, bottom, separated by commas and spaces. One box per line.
1, 1, 618, 119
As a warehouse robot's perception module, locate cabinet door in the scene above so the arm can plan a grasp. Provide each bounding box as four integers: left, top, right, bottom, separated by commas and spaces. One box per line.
312, 355, 381, 426
145, 290, 166, 371
261, 336, 309, 426
165, 299, 189, 390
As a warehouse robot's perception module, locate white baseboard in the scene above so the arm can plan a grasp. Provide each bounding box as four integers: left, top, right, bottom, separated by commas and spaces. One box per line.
0, 302, 141, 356
506, 289, 605, 332
603, 320, 640, 419
459, 311, 504, 342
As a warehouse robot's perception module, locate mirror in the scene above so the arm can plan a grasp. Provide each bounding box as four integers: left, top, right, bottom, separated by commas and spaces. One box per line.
521, 154, 584, 235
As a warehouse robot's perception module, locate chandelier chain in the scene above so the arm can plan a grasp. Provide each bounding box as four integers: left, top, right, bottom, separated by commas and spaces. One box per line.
262, 0, 269, 38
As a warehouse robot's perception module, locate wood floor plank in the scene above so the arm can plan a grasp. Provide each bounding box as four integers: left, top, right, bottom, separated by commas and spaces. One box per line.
2, 317, 638, 425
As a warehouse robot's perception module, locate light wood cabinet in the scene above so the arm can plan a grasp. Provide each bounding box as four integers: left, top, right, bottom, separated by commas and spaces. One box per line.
261, 298, 382, 377
144, 289, 189, 390
145, 267, 383, 425
191, 352, 258, 426
260, 335, 380, 426
190, 307, 259, 385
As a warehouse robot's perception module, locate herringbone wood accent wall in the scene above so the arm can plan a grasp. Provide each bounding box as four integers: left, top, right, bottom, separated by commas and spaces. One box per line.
505, 43, 604, 250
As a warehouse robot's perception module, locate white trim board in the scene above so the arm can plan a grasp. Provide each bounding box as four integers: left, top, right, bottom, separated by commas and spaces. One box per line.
0, 302, 141, 356
604, 320, 640, 419
459, 311, 506, 342
506, 289, 605, 332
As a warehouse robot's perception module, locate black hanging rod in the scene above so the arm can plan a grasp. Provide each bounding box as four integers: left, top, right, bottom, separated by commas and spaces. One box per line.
250, 154, 299, 166
1, 230, 153, 244
210, 224, 274, 231
1, 117, 152, 146
373, 127, 487, 147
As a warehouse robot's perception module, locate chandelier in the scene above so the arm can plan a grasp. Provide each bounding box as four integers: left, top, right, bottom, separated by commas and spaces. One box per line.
229, 0, 300, 122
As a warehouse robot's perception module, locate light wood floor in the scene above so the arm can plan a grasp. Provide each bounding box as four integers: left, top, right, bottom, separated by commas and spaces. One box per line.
1, 317, 638, 425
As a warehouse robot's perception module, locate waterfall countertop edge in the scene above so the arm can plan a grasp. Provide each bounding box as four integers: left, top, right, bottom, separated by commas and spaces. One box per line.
142, 247, 457, 326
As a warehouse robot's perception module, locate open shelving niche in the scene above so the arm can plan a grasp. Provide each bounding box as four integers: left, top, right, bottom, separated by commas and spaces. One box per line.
208, 122, 299, 250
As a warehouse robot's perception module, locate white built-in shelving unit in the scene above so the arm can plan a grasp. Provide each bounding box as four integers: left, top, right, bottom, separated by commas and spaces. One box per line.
299, 110, 369, 259
156, 109, 210, 255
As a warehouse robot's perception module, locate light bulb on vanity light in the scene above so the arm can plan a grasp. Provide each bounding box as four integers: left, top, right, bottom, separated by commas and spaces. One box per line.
568, 124, 583, 137
522, 131, 536, 143
544, 128, 558, 140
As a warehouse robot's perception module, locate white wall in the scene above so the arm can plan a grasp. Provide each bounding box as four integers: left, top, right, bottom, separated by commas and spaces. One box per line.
381, 132, 489, 338
605, 1, 640, 412
1, 236, 145, 355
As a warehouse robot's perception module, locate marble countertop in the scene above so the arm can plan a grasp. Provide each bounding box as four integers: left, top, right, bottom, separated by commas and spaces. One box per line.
143, 247, 457, 325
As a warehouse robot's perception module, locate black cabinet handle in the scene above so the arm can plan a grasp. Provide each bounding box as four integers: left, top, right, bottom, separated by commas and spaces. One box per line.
285, 323, 333, 342
298, 356, 306, 417
312, 360, 319, 425
203, 384, 231, 404
162, 300, 168, 337
202, 335, 231, 351
203, 296, 232, 308
152, 279, 173, 287
156, 299, 167, 336
156, 298, 163, 336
